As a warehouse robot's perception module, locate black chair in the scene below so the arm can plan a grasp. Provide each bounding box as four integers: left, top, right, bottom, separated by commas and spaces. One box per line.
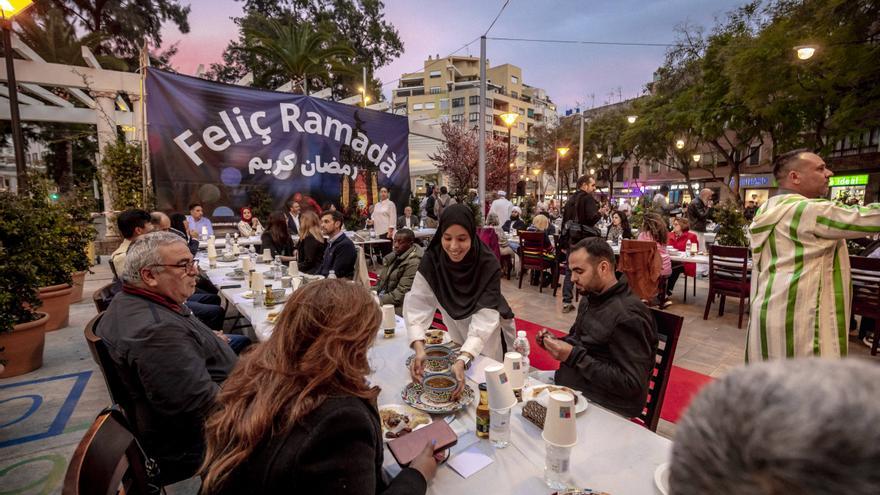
703, 245, 750, 329
92, 283, 115, 313
84, 313, 138, 426
517, 230, 558, 293
850, 256, 880, 355
635, 308, 683, 432
62, 406, 155, 495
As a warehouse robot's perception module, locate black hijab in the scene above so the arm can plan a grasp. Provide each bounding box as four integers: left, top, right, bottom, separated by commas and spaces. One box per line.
418, 203, 514, 320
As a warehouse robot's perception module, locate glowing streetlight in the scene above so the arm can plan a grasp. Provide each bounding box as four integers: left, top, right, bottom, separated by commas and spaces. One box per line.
794, 45, 817, 60
595, 153, 603, 159
2, 0, 35, 193
675, 139, 686, 150
556, 147, 570, 157
627, 115, 637, 124
500, 112, 520, 196
555, 147, 569, 203
589, 168, 595, 175
692, 154, 702, 163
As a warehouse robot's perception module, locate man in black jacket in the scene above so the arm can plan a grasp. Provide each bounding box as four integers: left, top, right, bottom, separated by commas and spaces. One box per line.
538, 238, 658, 418
560, 175, 606, 313
97, 231, 237, 484
317, 210, 357, 278
686, 188, 714, 276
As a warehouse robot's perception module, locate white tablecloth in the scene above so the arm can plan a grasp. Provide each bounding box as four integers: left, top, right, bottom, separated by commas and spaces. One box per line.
198, 235, 262, 249
200, 255, 672, 493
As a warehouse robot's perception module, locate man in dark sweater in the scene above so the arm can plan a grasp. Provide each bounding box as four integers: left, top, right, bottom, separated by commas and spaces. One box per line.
97, 231, 237, 485
538, 237, 658, 418
560, 175, 607, 313
317, 209, 357, 278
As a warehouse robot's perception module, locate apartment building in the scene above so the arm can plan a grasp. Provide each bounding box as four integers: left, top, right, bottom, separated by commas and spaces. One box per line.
391, 55, 558, 176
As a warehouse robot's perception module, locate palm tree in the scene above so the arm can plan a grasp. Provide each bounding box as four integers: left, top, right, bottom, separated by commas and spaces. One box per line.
15, 8, 127, 70
242, 15, 358, 95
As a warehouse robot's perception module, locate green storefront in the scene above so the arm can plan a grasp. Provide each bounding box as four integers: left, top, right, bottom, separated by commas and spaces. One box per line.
829, 174, 869, 205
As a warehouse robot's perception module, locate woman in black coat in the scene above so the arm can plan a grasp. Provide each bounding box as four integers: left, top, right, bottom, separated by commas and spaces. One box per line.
260, 211, 296, 260
199, 280, 437, 494
296, 210, 326, 273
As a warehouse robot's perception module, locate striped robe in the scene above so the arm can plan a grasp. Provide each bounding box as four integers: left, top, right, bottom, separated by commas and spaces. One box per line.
746, 194, 880, 361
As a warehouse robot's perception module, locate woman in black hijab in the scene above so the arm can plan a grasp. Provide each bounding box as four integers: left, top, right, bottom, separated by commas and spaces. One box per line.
405, 203, 515, 398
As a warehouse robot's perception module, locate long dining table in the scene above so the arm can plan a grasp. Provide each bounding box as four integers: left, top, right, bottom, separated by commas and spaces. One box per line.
198, 252, 673, 494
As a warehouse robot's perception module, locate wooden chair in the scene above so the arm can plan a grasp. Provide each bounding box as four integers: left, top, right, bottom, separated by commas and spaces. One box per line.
62, 406, 155, 495
703, 245, 750, 329
84, 313, 138, 426
681, 269, 697, 303
516, 230, 557, 293
635, 309, 684, 432
850, 256, 880, 355
92, 283, 115, 313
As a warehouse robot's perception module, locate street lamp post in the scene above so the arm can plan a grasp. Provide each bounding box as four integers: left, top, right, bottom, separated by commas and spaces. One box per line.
555, 146, 569, 204
2, 1, 34, 194
500, 112, 519, 197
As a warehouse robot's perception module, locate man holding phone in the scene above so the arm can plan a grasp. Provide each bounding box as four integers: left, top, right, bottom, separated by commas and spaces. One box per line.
537, 238, 658, 418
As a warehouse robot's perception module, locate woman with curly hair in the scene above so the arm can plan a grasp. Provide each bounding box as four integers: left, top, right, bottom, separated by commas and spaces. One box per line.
199, 280, 437, 494
638, 212, 672, 307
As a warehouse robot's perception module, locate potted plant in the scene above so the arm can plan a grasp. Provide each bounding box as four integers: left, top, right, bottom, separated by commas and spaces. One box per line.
0, 193, 50, 377
713, 200, 748, 247
61, 187, 98, 302
27, 176, 75, 331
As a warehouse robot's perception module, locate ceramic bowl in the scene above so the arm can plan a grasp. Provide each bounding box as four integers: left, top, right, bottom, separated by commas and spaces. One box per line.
424, 345, 452, 372
422, 372, 458, 403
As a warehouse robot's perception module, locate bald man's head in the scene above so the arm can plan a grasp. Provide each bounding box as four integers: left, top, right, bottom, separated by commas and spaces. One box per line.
699, 188, 713, 202
773, 150, 833, 199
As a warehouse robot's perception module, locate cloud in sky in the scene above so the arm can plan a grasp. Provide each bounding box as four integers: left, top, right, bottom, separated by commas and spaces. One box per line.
162, 0, 746, 111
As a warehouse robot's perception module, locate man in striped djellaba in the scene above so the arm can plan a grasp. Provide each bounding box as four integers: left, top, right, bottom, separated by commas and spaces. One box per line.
747, 150, 880, 361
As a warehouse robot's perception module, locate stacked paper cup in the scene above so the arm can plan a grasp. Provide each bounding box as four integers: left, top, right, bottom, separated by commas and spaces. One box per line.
262, 248, 273, 262
542, 391, 577, 489
381, 304, 396, 338
503, 352, 525, 401
485, 363, 516, 448
242, 257, 253, 273
289, 260, 299, 276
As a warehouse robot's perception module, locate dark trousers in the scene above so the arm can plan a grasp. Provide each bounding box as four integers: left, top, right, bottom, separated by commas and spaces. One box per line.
225, 334, 251, 354
666, 262, 685, 294
187, 292, 224, 330
376, 233, 393, 258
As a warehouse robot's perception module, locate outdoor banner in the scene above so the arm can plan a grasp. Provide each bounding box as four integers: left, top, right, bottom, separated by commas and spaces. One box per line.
145, 68, 410, 219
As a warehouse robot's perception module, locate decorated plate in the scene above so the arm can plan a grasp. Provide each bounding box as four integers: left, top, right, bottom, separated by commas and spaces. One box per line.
522, 384, 588, 415
225, 271, 246, 280
241, 291, 254, 299
654, 463, 670, 495
378, 404, 432, 442
401, 382, 474, 414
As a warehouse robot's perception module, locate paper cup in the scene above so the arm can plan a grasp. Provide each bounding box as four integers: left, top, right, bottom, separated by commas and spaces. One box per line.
503, 352, 525, 390
542, 391, 578, 448
485, 363, 517, 411
262, 248, 272, 262
206, 242, 217, 258
288, 260, 299, 276
251, 272, 264, 290
381, 304, 396, 330
281, 276, 292, 288
242, 257, 253, 273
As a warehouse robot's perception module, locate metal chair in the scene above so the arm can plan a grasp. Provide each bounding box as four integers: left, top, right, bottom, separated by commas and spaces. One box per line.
62, 406, 156, 495
84, 313, 138, 423
850, 256, 880, 355
635, 308, 683, 432
703, 245, 750, 329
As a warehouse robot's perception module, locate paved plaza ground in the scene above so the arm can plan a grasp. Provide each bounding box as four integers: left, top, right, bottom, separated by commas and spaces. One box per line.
1, 261, 873, 494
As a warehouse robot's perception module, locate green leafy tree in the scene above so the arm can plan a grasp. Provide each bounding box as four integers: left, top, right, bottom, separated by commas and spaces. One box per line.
241, 15, 357, 95
101, 140, 145, 210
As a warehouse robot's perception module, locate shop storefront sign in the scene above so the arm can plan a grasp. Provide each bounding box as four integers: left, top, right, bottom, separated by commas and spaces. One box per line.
828, 174, 868, 187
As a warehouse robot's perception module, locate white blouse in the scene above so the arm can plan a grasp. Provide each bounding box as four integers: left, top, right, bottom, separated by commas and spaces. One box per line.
372, 199, 397, 237
403, 272, 514, 361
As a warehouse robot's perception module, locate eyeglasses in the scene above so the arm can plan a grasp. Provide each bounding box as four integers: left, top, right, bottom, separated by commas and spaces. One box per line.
150, 259, 199, 271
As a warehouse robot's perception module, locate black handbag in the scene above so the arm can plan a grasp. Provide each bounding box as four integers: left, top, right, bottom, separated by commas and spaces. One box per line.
565, 221, 600, 243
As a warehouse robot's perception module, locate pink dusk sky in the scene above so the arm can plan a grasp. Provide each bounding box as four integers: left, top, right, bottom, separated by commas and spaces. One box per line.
161, 0, 745, 112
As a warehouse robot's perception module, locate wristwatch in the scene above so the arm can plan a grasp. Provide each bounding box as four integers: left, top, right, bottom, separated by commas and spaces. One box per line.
456, 353, 472, 370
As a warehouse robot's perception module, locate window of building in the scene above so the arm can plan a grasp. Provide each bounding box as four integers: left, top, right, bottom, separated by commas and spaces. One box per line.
511, 91, 518, 99
632, 166, 641, 179
616, 168, 625, 182
413, 103, 423, 110
748, 146, 760, 166
429, 70, 441, 78
451, 114, 464, 123
650, 161, 660, 174
425, 102, 435, 110
469, 95, 480, 105
518, 107, 525, 115
452, 97, 464, 108
430, 86, 441, 94
518, 122, 525, 130
486, 114, 493, 124
511, 75, 519, 84
439, 99, 449, 110
469, 112, 479, 122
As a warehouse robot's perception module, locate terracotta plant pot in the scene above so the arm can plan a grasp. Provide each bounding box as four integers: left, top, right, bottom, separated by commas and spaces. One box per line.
38, 284, 74, 331
0, 312, 49, 378
70, 270, 87, 303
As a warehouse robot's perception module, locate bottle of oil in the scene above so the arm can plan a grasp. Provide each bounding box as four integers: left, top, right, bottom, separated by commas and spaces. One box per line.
476, 382, 490, 439
264, 284, 275, 306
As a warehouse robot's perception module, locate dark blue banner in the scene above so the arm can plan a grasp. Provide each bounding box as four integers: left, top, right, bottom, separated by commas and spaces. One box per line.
146, 68, 410, 218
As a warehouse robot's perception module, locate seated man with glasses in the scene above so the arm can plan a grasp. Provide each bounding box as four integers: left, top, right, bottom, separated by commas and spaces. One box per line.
96, 231, 238, 485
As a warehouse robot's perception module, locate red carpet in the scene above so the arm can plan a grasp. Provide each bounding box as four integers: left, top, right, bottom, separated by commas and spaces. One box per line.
512, 318, 713, 424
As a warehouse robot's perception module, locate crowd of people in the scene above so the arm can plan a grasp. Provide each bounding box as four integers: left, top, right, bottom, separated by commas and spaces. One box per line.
90, 149, 880, 494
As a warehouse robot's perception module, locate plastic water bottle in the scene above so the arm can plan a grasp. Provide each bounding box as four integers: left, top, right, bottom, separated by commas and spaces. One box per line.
369, 226, 377, 239
685, 239, 692, 258
513, 330, 530, 382
328, 270, 337, 279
